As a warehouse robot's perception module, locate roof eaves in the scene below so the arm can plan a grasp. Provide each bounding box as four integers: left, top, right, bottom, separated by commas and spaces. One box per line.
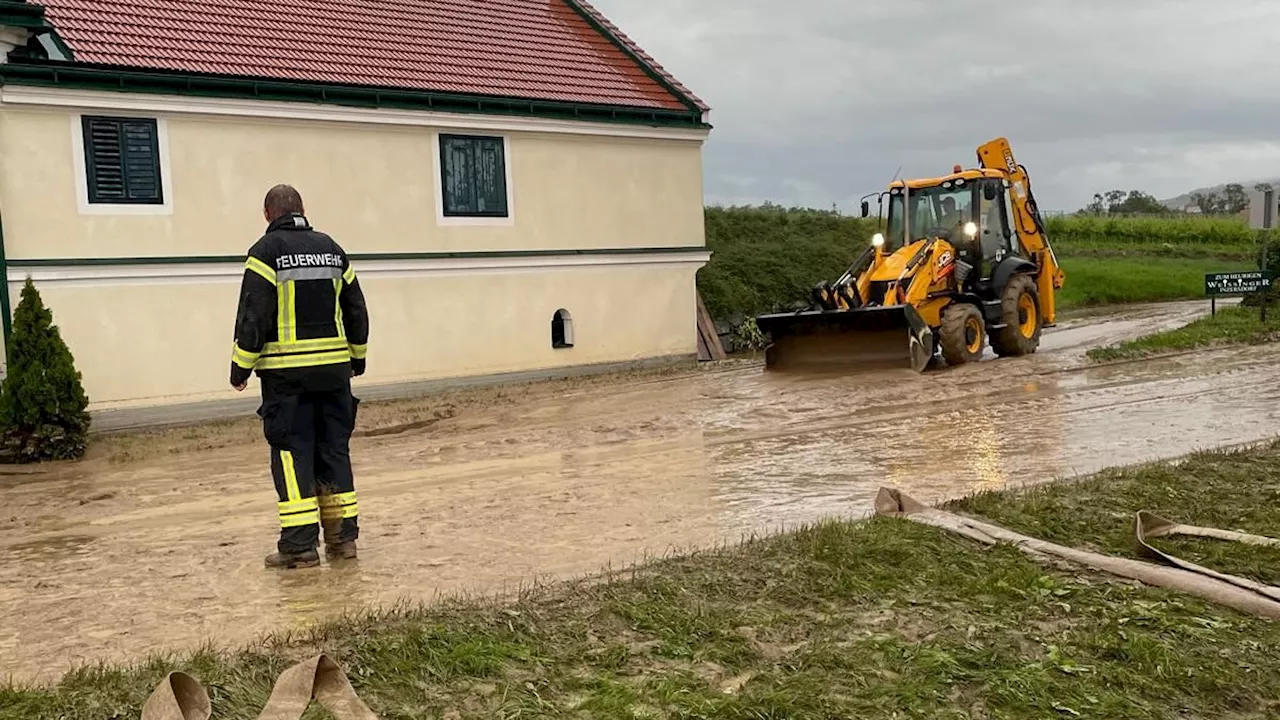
0, 0, 74, 60
0, 0, 45, 28
0, 59, 712, 130
559, 0, 709, 115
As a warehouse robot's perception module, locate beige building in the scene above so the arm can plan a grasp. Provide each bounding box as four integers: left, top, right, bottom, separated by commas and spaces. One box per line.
0, 0, 711, 422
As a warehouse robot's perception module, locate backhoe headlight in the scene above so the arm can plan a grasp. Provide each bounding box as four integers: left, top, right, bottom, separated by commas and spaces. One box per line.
963, 222, 978, 238
871, 233, 885, 248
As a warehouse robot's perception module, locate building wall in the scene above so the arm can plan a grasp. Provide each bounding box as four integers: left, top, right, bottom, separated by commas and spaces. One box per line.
0, 105, 706, 258
28, 260, 700, 410
0, 91, 709, 409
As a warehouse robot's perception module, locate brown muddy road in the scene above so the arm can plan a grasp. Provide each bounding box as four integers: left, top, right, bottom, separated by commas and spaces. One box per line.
3, 299, 1278, 684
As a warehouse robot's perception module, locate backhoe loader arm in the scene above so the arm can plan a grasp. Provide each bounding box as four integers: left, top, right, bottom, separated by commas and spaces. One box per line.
976, 137, 1065, 325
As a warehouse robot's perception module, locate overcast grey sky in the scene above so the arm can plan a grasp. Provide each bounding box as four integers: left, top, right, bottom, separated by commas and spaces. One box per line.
592, 0, 1280, 213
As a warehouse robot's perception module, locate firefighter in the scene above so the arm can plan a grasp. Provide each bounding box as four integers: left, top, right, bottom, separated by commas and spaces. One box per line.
230, 184, 370, 570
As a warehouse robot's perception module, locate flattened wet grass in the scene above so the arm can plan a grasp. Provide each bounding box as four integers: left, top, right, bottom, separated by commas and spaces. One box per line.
6, 444, 1280, 719
1086, 305, 1280, 362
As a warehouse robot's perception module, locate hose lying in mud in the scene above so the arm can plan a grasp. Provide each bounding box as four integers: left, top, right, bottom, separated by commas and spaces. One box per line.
874, 488, 1280, 621
1136, 510, 1280, 602
141, 654, 379, 720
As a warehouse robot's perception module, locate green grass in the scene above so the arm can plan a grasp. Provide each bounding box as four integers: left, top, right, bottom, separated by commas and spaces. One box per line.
1086, 306, 1280, 362
6, 445, 1280, 719
1057, 256, 1246, 310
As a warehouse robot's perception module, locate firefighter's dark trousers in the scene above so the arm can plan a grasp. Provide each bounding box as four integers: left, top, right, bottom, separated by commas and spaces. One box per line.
258, 377, 360, 554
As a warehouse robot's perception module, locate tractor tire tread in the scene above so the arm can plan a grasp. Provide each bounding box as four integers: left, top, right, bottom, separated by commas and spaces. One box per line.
991, 273, 1042, 357
940, 303, 984, 366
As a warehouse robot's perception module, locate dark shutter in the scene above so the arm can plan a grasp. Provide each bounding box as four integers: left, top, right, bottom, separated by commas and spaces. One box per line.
82, 116, 163, 205
441, 135, 477, 215
440, 134, 507, 217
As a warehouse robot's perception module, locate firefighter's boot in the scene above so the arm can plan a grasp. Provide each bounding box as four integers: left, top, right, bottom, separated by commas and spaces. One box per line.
325, 540, 357, 560
264, 549, 320, 569
323, 522, 357, 559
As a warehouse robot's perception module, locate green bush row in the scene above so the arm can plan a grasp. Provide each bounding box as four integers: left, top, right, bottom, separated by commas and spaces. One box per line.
1045, 214, 1258, 247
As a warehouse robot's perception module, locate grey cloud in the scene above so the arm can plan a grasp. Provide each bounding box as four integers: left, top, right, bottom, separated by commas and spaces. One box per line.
592, 0, 1280, 210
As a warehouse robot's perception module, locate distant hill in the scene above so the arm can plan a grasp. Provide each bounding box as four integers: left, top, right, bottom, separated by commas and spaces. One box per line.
1161, 179, 1280, 210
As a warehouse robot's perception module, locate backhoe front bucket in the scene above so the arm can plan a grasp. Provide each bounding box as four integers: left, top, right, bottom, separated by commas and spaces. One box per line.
755, 305, 934, 373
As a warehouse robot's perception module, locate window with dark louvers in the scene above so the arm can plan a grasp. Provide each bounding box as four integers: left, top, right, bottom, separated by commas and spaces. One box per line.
81, 116, 164, 205
439, 134, 508, 217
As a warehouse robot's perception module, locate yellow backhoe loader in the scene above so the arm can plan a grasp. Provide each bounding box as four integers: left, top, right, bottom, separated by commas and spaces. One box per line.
755, 137, 1065, 373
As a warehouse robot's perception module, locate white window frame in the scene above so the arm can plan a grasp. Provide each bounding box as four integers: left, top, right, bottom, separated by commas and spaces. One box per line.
431, 130, 515, 227
70, 113, 174, 216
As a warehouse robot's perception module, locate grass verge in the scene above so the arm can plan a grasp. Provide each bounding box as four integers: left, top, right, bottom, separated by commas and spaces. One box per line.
5, 445, 1280, 719
1086, 306, 1280, 362
1057, 256, 1244, 309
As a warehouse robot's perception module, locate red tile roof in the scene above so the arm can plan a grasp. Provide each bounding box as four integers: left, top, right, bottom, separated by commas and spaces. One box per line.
29, 0, 706, 113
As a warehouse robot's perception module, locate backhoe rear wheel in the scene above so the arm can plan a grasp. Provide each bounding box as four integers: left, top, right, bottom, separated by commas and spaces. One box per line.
991, 273, 1042, 357
940, 302, 985, 366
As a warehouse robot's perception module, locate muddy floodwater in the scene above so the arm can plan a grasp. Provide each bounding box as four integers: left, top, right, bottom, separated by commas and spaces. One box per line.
2, 299, 1278, 684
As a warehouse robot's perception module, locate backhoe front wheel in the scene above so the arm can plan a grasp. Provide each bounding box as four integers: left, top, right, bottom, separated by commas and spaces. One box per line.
940, 303, 985, 366
991, 273, 1042, 357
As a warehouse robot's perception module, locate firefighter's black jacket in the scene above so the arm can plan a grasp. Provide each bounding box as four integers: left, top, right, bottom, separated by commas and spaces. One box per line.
231, 213, 369, 390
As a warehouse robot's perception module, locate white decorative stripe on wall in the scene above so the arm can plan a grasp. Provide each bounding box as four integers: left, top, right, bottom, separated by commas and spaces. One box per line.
7, 250, 712, 288
0, 86, 712, 143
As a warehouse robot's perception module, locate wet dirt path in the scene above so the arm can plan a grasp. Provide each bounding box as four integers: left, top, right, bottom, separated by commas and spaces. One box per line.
3, 299, 1277, 684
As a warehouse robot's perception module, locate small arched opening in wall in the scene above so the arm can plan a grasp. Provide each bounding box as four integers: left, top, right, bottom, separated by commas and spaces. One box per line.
551, 309, 574, 349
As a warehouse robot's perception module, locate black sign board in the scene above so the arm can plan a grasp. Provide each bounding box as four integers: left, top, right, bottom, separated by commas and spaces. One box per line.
1205, 271, 1273, 296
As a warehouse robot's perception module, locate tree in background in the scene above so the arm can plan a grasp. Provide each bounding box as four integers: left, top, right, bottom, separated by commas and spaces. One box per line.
1191, 191, 1223, 215
1190, 184, 1250, 215
0, 278, 91, 462
1223, 183, 1249, 214
1082, 189, 1168, 215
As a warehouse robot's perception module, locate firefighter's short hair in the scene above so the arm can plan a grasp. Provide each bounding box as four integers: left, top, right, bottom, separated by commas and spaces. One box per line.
264, 184, 305, 222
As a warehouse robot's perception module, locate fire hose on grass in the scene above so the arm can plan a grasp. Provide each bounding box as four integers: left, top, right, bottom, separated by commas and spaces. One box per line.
141, 654, 379, 720
874, 488, 1280, 621
139, 494, 1279, 719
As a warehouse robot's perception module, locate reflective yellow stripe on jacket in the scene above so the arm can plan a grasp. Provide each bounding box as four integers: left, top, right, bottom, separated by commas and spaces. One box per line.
261, 337, 348, 356
256, 350, 351, 371
277, 278, 296, 344
246, 257, 276, 284
232, 343, 260, 370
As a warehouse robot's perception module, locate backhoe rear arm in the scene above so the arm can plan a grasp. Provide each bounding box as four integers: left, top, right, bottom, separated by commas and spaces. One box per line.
977, 138, 1065, 325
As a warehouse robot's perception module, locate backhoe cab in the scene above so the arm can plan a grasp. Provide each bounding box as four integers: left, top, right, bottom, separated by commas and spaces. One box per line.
755, 137, 1065, 373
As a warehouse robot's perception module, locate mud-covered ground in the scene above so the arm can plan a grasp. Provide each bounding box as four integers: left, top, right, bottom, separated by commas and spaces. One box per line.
3, 299, 1277, 685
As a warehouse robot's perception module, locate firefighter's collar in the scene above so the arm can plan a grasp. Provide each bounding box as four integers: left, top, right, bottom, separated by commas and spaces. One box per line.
268, 213, 313, 232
